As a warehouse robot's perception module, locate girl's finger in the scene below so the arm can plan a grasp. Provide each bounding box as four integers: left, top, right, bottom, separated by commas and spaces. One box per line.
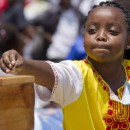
9, 53, 17, 65
0, 59, 11, 73
2, 54, 12, 69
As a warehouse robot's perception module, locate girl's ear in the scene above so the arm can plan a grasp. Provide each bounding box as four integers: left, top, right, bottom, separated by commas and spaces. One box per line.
125, 37, 130, 50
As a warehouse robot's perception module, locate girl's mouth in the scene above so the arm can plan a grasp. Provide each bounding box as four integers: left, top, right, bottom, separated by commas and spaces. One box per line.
92, 42, 110, 50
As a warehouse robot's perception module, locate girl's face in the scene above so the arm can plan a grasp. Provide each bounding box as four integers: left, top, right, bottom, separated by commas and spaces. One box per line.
84, 6, 130, 63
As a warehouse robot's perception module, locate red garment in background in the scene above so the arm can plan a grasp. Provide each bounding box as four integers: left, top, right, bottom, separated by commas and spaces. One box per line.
0, 0, 8, 22
0, 0, 8, 12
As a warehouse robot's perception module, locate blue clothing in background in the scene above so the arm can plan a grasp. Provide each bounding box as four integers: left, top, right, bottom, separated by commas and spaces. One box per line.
65, 35, 87, 60
34, 108, 63, 130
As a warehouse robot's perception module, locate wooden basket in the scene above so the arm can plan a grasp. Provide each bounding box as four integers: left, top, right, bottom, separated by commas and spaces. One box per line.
0, 75, 35, 130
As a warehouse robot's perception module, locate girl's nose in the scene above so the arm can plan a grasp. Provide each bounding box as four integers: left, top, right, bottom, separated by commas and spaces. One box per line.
96, 30, 107, 42
97, 37, 107, 42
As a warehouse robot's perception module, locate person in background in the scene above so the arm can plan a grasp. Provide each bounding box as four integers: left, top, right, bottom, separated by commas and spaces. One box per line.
0, 0, 41, 59
46, 0, 84, 62
0, 23, 23, 56
1, 1, 130, 130
30, 0, 84, 61
0, 0, 35, 39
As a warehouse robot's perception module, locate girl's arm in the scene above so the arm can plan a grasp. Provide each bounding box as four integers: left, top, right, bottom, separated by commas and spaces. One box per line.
0, 50, 55, 91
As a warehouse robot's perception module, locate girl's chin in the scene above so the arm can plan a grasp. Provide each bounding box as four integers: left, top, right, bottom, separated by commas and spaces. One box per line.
89, 56, 114, 63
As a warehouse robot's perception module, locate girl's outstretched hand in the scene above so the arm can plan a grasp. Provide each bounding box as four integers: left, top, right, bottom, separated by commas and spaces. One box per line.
0, 50, 24, 74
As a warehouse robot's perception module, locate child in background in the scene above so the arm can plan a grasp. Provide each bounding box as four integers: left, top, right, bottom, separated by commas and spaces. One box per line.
1, 1, 130, 130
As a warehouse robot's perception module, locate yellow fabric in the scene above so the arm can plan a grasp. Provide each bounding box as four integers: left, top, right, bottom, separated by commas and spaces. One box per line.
62, 59, 130, 130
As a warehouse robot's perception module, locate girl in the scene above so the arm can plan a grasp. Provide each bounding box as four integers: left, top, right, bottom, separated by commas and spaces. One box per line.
1, 1, 130, 130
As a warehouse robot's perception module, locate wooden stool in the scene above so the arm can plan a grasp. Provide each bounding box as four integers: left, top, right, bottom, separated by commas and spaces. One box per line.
0, 75, 35, 130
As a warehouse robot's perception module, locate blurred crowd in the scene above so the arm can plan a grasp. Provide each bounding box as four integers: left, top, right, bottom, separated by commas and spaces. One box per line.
0, 0, 130, 130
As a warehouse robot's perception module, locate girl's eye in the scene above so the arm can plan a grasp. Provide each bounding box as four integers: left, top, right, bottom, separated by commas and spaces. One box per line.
87, 27, 97, 34
109, 30, 119, 36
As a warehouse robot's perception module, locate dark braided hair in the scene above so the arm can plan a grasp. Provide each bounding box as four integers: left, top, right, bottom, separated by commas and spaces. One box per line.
85, 1, 130, 59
